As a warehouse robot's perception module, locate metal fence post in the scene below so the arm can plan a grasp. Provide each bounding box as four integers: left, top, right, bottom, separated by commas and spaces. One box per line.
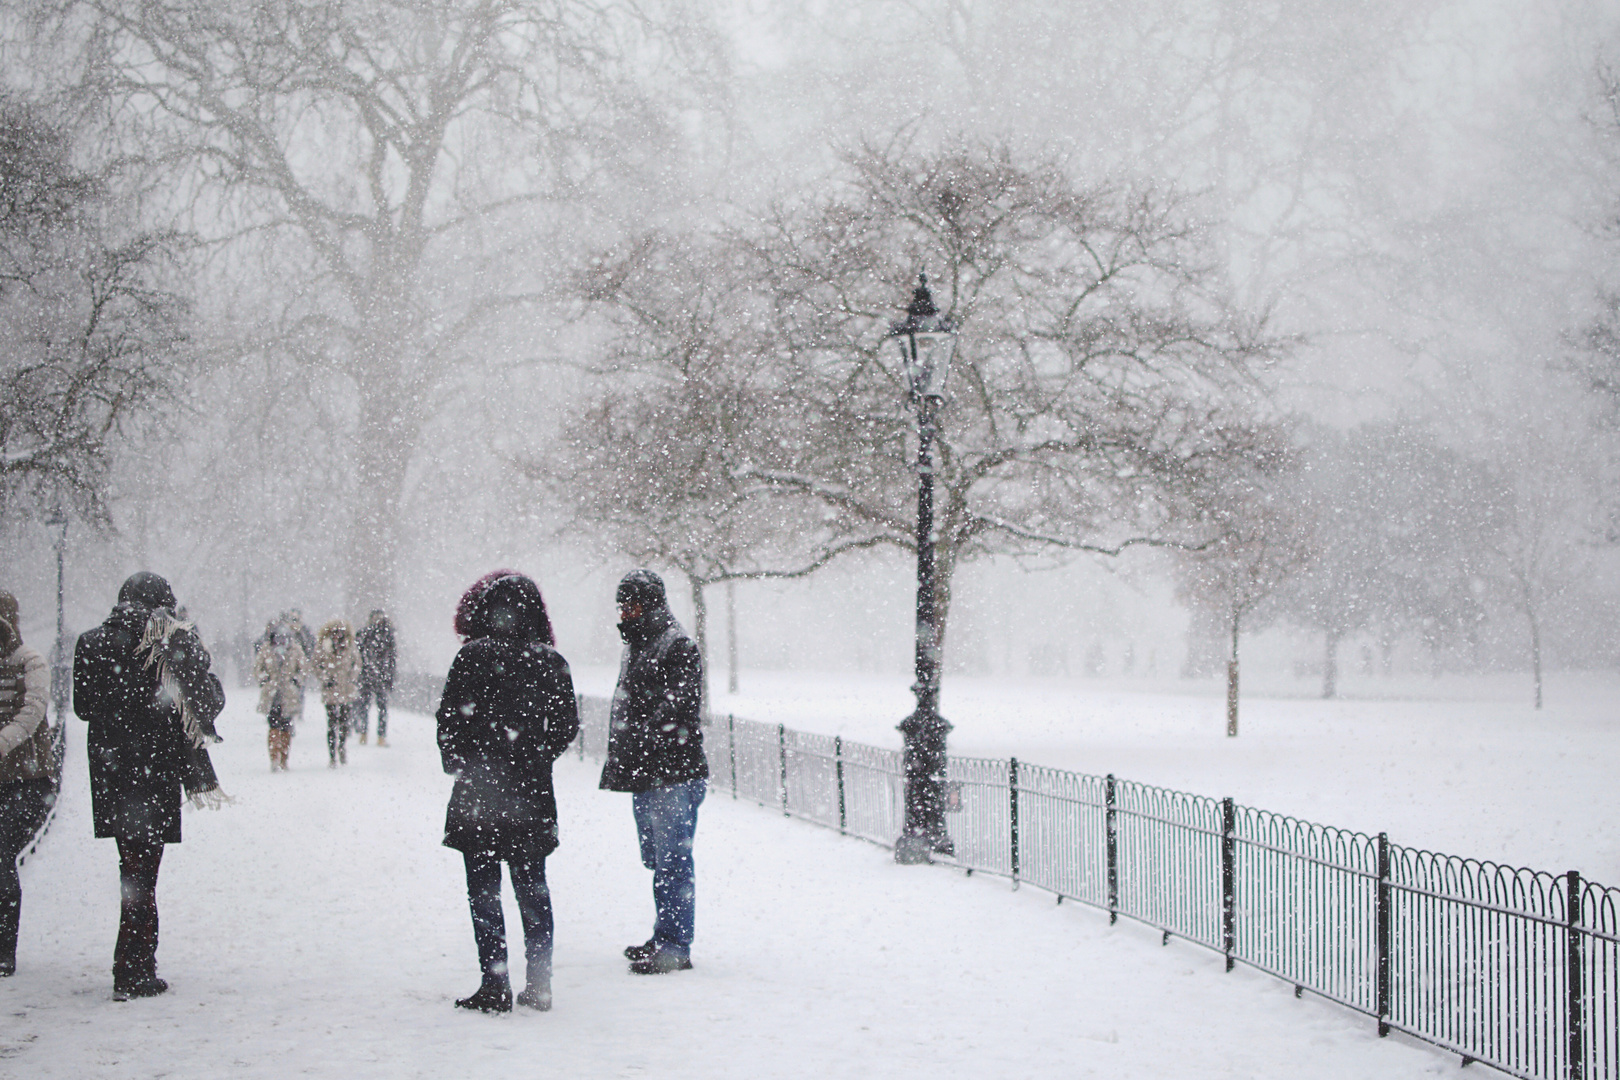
778, 722, 788, 817
728, 714, 737, 799
1221, 796, 1236, 972
1377, 832, 1391, 1037
1009, 757, 1020, 887
836, 736, 847, 835
1568, 870, 1585, 1080
1106, 773, 1118, 924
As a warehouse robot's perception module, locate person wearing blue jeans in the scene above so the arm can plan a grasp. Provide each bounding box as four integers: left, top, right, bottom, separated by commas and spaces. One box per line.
632, 778, 706, 958
600, 570, 709, 975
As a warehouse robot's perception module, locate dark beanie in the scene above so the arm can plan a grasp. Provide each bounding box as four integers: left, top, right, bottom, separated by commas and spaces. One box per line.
616, 569, 666, 609
118, 571, 176, 612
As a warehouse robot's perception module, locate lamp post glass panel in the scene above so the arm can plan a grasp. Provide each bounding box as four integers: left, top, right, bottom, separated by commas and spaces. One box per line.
890, 274, 958, 865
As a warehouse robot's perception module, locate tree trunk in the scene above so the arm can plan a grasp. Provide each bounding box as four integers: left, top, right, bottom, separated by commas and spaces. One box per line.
1527, 604, 1543, 710
687, 572, 709, 713
1322, 627, 1341, 700
1226, 603, 1240, 738
726, 579, 739, 694
347, 380, 418, 616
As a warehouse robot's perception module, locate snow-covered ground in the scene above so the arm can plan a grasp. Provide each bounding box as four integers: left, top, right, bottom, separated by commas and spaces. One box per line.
2, 671, 1611, 1078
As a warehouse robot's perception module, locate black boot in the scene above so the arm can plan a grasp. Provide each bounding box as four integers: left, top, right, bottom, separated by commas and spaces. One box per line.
113, 976, 168, 1001
455, 979, 512, 1013
516, 983, 552, 1011
623, 939, 657, 962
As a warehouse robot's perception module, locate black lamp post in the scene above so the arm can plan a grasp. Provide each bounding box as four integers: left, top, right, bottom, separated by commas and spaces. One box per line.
44, 506, 69, 725
888, 273, 958, 865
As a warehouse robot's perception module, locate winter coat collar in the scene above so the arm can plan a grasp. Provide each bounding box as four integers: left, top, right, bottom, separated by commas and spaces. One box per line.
618, 603, 675, 648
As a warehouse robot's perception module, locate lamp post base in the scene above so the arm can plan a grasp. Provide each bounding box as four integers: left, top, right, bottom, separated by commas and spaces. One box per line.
894, 832, 936, 865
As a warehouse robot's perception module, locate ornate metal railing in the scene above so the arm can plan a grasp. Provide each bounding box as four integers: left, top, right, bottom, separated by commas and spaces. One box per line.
576, 699, 1615, 1080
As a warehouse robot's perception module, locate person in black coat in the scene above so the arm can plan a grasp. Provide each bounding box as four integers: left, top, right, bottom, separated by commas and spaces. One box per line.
599, 569, 708, 975
73, 572, 226, 1000
355, 609, 396, 746
437, 572, 579, 1013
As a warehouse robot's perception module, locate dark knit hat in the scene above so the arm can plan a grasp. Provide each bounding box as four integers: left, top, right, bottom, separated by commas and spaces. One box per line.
118, 571, 176, 612
616, 569, 666, 610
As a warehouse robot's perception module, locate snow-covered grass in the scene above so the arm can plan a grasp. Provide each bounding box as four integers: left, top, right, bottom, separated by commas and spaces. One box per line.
671, 667, 1620, 886
3, 669, 1611, 1078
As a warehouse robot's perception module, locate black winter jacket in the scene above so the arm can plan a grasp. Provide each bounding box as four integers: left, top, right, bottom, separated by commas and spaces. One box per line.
357, 619, 396, 689
74, 602, 224, 844
599, 605, 708, 793
436, 577, 579, 861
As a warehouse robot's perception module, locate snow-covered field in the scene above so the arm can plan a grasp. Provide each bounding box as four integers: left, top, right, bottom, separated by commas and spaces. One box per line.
676, 667, 1620, 886
2, 671, 1613, 1079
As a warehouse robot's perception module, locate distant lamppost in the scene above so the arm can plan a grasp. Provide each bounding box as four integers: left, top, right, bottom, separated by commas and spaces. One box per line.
44, 506, 69, 724
887, 273, 959, 865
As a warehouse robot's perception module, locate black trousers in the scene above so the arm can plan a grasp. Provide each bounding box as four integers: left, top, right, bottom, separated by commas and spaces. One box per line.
0, 779, 55, 967
326, 703, 350, 762
355, 685, 388, 739
463, 851, 553, 991
114, 837, 164, 986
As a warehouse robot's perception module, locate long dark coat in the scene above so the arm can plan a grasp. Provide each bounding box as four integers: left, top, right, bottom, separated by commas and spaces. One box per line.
74, 602, 224, 844
599, 604, 708, 793
437, 576, 579, 862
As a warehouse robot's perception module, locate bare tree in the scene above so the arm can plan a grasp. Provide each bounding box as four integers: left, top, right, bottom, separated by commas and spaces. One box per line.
539, 232, 868, 671
565, 139, 1291, 665
743, 140, 1289, 654
0, 93, 188, 523
26, 0, 724, 610
1171, 436, 1310, 735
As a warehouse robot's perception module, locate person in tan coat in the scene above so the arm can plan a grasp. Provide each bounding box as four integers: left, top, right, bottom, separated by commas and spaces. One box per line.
0, 591, 52, 977
312, 619, 362, 768
253, 625, 306, 770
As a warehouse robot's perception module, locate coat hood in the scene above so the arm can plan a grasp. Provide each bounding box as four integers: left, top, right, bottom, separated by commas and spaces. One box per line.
460, 572, 555, 646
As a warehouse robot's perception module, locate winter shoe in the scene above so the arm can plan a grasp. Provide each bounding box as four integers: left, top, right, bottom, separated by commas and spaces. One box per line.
623, 939, 658, 962
113, 976, 168, 1001
454, 981, 512, 1013
629, 945, 691, 975
375, 736, 388, 748
516, 984, 553, 1011
0, 956, 14, 977
359, 732, 368, 745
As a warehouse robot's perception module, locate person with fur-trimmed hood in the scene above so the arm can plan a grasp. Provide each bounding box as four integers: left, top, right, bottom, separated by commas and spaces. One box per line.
0, 591, 53, 978
437, 572, 579, 1013
73, 572, 227, 1000
312, 619, 362, 768
253, 624, 306, 771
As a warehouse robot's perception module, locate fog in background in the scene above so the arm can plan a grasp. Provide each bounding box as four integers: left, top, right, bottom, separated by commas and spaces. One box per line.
4, 0, 1620, 701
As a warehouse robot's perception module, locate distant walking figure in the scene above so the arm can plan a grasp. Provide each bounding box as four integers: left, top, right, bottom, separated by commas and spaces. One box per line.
599, 569, 708, 975
437, 572, 579, 1013
73, 572, 227, 1000
253, 626, 306, 771
312, 619, 361, 768
355, 609, 396, 746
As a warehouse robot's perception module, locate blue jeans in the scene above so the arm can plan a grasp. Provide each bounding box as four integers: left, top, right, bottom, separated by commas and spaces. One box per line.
631, 779, 705, 954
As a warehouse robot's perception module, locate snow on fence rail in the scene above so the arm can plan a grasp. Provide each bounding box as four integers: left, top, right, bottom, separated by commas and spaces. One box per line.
573, 696, 1617, 1080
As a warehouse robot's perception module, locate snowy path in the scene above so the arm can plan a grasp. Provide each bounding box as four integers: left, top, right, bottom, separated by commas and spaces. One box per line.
2, 701, 1459, 1079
